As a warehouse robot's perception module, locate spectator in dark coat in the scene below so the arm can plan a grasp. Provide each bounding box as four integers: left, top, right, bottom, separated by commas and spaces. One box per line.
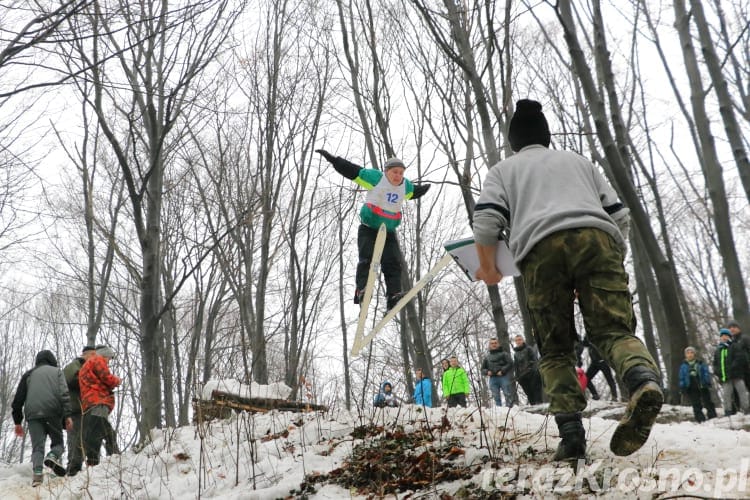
714, 328, 743, 416
726, 320, 750, 414
481, 338, 515, 407
62, 345, 97, 476
512, 335, 543, 404
678, 347, 717, 422
12, 350, 74, 486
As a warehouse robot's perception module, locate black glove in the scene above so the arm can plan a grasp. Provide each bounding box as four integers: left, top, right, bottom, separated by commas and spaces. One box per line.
412, 183, 431, 199
315, 149, 335, 162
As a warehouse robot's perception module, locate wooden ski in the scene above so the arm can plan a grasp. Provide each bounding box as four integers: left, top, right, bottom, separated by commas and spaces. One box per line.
352, 253, 453, 356
350, 224, 388, 357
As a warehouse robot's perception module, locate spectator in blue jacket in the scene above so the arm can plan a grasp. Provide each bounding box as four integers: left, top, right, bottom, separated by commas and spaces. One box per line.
373, 381, 399, 408
678, 347, 717, 423
413, 368, 432, 407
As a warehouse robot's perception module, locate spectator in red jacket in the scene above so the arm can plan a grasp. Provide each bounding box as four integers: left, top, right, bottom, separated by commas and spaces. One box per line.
576, 366, 588, 393
78, 345, 121, 466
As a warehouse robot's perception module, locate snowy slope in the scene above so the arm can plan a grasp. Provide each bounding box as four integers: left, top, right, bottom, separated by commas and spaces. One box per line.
2, 399, 749, 499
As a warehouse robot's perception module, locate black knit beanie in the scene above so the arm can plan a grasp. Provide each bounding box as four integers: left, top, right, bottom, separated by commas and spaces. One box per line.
508, 99, 551, 152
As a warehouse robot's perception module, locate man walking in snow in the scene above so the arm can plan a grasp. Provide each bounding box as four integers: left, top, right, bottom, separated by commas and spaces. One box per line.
63, 344, 97, 476
472, 99, 663, 461
79, 345, 121, 466
12, 350, 74, 486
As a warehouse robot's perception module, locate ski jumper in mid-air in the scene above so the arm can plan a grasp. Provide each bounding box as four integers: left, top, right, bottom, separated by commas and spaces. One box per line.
315, 149, 431, 310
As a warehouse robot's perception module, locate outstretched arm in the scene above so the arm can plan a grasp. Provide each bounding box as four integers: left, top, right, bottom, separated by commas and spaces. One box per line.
315, 149, 361, 180
411, 183, 431, 199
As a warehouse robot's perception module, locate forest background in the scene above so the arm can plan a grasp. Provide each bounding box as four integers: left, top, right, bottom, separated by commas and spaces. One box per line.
0, 0, 748, 460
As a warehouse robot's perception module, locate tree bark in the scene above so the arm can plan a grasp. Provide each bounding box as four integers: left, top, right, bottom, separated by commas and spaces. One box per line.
556, 0, 690, 401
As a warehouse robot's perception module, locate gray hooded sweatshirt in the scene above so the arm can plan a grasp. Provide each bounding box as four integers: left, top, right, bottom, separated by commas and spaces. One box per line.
12, 350, 72, 424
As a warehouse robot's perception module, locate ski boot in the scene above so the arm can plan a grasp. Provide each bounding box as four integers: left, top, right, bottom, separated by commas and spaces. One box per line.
386, 292, 405, 311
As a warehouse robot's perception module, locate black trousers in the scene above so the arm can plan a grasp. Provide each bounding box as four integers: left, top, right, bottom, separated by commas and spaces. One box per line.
66, 413, 84, 469
356, 224, 402, 297
446, 393, 467, 408
518, 370, 544, 404
685, 387, 717, 422
585, 360, 618, 399
82, 413, 115, 464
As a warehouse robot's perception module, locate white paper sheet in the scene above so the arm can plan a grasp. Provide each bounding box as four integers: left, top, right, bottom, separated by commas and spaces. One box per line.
443, 237, 520, 281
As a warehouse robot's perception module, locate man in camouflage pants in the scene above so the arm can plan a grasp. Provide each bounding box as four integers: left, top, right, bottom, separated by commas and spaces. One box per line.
472, 99, 663, 461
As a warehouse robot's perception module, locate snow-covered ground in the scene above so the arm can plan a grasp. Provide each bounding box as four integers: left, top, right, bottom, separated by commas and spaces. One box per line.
2, 389, 750, 499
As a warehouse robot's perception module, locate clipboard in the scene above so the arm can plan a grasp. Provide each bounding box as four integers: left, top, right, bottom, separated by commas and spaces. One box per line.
443, 237, 519, 281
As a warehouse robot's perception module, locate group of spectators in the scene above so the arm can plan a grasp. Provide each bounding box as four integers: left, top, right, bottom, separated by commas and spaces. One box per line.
372, 335, 547, 409
679, 320, 749, 423
11, 344, 121, 486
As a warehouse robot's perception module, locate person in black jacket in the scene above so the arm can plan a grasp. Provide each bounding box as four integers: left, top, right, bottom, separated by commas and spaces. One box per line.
512, 335, 543, 404
12, 350, 74, 486
726, 320, 750, 414
62, 345, 104, 476
714, 328, 742, 416
481, 338, 515, 407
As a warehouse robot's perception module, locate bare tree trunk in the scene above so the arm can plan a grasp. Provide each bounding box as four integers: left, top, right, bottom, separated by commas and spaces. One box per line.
556, 0, 689, 401
54, 117, 121, 348
681, 0, 749, 326
334, 0, 380, 168
161, 306, 176, 428
71, 0, 242, 439
202, 283, 226, 385
591, 0, 699, 354
408, 0, 513, 346
336, 194, 357, 410
632, 232, 665, 366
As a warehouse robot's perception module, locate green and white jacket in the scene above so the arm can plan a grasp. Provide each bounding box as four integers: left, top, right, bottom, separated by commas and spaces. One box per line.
326, 155, 429, 232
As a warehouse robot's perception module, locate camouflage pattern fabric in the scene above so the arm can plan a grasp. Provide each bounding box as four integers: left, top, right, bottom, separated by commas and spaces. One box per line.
519, 228, 660, 414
